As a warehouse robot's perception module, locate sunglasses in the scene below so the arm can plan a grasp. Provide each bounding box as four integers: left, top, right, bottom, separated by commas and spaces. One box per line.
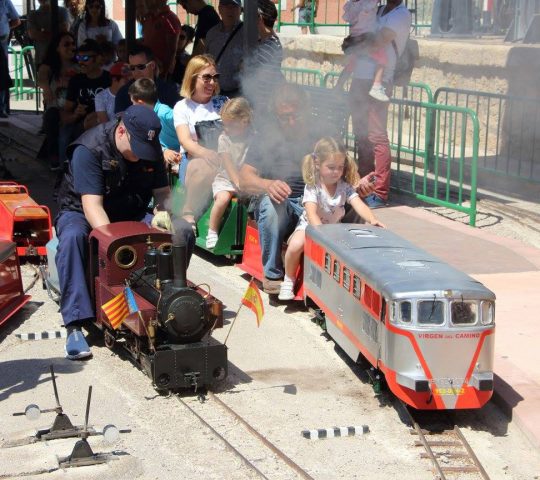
276, 111, 302, 122
196, 73, 220, 83
88, 3, 101, 8
76, 54, 96, 62
128, 62, 152, 71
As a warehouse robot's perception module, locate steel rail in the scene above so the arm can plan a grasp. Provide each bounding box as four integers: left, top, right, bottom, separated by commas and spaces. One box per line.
411, 420, 447, 480
175, 395, 269, 479
208, 392, 314, 480
453, 426, 490, 480
399, 401, 490, 480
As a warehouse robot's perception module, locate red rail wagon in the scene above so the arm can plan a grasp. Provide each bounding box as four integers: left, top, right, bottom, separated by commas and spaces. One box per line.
0, 182, 52, 258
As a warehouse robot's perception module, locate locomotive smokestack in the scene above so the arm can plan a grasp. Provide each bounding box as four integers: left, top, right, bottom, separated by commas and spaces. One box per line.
172, 243, 187, 288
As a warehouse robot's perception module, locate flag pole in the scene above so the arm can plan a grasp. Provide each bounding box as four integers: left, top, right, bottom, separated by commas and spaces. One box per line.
223, 275, 255, 346
223, 301, 244, 346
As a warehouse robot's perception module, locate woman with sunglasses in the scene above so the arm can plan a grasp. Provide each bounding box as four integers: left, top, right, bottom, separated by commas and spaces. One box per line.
173, 54, 227, 228
37, 32, 78, 170
77, 0, 122, 48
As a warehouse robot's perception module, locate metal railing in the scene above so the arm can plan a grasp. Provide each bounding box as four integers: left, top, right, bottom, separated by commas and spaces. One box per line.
8, 46, 41, 113
434, 87, 540, 183
283, 66, 479, 225
281, 66, 324, 87
391, 98, 480, 226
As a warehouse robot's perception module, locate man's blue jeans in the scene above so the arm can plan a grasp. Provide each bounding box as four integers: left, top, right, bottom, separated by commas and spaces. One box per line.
254, 195, 303, 280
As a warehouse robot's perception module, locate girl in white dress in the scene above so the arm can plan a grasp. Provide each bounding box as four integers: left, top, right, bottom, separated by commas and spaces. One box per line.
279, 137, 385, 301
206, 97, 252, 249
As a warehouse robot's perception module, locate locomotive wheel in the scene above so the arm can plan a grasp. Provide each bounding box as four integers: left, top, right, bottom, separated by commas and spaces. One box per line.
104, 329, 116, 349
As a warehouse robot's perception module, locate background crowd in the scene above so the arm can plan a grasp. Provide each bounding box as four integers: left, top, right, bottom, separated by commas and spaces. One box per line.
0, 0, 411, 359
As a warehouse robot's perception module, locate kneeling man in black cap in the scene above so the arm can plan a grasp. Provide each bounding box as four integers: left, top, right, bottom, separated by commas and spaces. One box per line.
55, 104, 193, 360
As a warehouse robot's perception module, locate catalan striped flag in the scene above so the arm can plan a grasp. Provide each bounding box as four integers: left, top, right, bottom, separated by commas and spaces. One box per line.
101, 287, 139, 329
241, 279, 265, 327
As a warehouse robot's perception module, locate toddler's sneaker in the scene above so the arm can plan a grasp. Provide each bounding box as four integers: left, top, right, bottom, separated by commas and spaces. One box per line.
278, 278, 295, 301
65, 329, 92, 360
369, 85, 390, 102
206, 231, 218, 249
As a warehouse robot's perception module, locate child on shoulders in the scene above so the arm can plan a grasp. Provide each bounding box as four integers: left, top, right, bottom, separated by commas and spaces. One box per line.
337, 0, 388, 101
206, 97, 252, 249
279, 136, 385, 301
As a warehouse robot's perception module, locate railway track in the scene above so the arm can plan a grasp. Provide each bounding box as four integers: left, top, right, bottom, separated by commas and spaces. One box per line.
400, 403, 490, 480
176, 391, 313, 480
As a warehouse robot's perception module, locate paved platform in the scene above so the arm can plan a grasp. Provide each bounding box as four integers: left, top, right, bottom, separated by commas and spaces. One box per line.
376, 206, 540, 449
2, 112, 540, 451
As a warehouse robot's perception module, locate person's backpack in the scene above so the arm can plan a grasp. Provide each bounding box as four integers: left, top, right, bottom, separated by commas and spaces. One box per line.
391, 37, 419, 87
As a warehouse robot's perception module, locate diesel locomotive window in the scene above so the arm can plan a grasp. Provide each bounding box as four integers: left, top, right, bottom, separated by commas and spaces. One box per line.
343, 268, 351, 290
353, 275, 361, 298
481, 301, 494, 325
333, 260, 340, 282
400, 301, 412, 323
324, 253, 331, 273
451, 300, 477, 325
418, 300, 445, 325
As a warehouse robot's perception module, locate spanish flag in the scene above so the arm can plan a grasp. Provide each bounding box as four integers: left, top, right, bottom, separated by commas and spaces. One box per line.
241, 279, 265, 327
101, 287, 139, 329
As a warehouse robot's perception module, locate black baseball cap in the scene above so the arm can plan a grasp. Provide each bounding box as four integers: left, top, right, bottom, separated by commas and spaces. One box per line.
122, 105, 162, 161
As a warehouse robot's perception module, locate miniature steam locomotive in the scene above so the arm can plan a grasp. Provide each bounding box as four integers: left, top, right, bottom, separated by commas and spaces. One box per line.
47, 222, 227, 391
303, 224, 495, 410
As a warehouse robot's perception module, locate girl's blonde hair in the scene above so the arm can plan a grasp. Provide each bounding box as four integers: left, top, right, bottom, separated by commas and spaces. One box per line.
180, 54, 220, 100
302, 137, 359, 187
220, 97, 253, 124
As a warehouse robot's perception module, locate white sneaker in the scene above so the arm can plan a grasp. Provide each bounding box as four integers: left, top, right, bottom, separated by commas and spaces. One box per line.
369, 85, 389, 102
206, 232, 218, 249
278, 278, 295, 301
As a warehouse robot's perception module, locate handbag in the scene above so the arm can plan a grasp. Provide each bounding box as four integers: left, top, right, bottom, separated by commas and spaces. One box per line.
194, 119, 223, 150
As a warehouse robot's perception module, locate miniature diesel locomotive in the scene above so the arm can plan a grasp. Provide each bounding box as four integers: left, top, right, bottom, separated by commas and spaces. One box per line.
303, 224, 495, 410
46, 222, 227, 391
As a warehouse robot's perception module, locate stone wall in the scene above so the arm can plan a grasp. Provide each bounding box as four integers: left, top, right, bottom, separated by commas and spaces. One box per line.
280, 35, 540, 97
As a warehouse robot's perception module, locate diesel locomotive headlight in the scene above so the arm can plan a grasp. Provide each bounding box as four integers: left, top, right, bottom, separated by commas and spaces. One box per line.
480, 301, 494, 325
114, 245, 137, 269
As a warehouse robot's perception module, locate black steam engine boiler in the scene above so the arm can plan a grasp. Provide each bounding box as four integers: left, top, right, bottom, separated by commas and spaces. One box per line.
88, 222, 227, 391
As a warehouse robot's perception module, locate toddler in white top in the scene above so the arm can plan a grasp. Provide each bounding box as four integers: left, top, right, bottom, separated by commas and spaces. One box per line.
339, 0, 389, 101
206, 97, 252, 249
279, 137, 385, 301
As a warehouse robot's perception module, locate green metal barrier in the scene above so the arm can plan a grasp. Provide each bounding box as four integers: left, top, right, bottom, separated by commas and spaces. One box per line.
390, 98, 480, 226
434, 86, 540, 184
281, 67, 324, 87
282, 73, 479, 225
8, 45, 40, 112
